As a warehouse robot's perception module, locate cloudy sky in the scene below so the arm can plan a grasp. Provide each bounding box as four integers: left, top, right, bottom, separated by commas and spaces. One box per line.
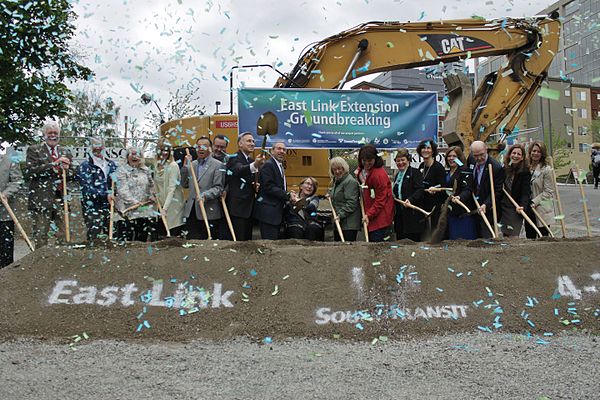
70, 0, 553, 132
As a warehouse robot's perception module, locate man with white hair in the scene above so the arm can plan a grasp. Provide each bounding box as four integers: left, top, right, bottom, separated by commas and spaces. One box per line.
24, 121, 73, 247
468, 140, 505, 238
76, 137, 118, 242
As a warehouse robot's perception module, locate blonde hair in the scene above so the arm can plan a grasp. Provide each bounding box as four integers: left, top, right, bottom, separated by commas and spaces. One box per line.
328, 156, 349, 180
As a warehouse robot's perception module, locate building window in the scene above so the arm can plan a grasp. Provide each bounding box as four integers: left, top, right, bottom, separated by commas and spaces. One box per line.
565, 1, 580, 16
302, 156, 312, 166
579, 143, 588, 152
597, 94, 600, 100
565, 90, 571, 97
578, 108, 588, 119
566, 125, 573, 135
577, 91, 587, 101
578, 126, 587, 135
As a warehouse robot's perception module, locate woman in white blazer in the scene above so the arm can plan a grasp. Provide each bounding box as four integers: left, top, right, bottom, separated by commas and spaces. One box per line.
525, 141, 556, 238
155, 139, 185, 238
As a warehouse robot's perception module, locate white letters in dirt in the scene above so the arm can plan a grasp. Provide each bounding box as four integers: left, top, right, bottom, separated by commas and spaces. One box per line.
47, 280, 234, 309
315, 304, 469, 325
557, 276, 583, 300
556, 274, 600, 298
351, 267, 365, 300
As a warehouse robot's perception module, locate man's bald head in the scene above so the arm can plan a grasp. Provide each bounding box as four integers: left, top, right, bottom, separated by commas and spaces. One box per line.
471, 141, 488, 165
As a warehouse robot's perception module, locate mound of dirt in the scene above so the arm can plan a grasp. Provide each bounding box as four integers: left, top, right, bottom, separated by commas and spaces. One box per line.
0, 237, 598, 342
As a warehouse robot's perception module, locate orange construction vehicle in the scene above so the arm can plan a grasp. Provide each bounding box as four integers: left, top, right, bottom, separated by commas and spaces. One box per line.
160, 13, 561, 190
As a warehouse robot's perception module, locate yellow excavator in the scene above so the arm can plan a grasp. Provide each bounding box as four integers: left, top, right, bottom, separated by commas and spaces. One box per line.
275, 12, 561, 153
161, 13, 561, 190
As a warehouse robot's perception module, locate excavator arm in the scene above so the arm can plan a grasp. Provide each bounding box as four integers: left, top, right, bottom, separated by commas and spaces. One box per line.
275, 14, 561, 152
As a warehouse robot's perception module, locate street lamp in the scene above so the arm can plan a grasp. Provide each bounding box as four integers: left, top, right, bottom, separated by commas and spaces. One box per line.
140, 93, 165, 124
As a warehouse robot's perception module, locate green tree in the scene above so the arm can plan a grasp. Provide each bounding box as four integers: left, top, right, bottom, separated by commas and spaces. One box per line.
0, 0, 92, 144
59, 89, 121, 146
590, 118, 600, 144
545, 132, 571, 170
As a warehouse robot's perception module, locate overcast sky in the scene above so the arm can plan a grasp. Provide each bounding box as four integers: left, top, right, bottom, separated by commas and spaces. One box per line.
70, 0, 553, 132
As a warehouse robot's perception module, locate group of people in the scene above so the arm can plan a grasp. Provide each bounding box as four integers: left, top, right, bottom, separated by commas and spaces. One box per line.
349, 139, 557, 242
0, 121, 561, 268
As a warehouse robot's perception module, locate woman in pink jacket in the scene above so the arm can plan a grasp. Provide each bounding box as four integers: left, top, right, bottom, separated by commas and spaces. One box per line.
355, 144, 394, 242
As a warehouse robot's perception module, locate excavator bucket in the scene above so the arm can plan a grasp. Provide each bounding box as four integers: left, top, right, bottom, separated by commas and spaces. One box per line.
442, 72, 473, 151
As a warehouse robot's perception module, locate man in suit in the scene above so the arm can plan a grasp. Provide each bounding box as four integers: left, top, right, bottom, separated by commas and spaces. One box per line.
468, 141, 505, 238
181, 136, 225, 240
212, 134, 229, 163
76, 137, 118, 242
0, 146, 24, 267
222, 132, 265, 241
254, 141, 289, 240
24, 121, 73, 247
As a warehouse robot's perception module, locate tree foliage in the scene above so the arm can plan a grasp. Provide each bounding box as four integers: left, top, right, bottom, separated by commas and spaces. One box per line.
144, 84, 207, 132
0, 0, 92, 144
590, 118, 600, 144
544, 131, 571, 171
59, 89, 121, 146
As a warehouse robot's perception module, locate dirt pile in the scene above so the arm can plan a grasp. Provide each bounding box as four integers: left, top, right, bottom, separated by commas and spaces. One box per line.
0, 237, 598, 341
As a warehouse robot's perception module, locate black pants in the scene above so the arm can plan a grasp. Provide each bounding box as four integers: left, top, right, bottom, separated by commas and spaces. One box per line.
116, 218, 155, 242
260, 222, 281, 240
221, 216, 253, 241
396, 231, 421, 242
0, 220, 15, 268
81, 202, 110, 242
593, 165, 600, 188
334, 229, 358, 242
369, 227, 390, 242
524, 209, 550, 238
185, 206, 219, 240
287, 223, 324, 241
156, 220, 183, 239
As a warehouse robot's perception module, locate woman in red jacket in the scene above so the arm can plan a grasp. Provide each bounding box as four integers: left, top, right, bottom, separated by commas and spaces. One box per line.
355, 144, 394, 242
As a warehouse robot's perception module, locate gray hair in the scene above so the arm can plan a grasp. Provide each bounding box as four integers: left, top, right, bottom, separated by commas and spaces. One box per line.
328, 156, 349, 179
42, 121, 60, 136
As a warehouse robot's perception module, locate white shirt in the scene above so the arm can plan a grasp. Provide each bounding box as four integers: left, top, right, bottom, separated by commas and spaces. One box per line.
273, 158, 286, 190
92, 155, 109, 179
243, 152, 259, 174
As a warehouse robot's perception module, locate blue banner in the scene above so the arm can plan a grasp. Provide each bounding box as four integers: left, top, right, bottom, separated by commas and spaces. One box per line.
237, 88, 438, 149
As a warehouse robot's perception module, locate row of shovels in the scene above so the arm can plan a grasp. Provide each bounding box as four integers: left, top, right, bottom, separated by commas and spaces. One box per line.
5, 112, 280, 250
333, 160, 593, 242
2, 159, 591, 250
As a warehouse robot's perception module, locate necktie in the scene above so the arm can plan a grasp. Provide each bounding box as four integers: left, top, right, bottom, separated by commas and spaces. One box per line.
51, 147, 64, 192
278, 162, 286, 190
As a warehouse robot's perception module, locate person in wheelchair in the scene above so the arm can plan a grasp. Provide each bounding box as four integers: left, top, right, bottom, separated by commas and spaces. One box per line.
285, 176, 324, 241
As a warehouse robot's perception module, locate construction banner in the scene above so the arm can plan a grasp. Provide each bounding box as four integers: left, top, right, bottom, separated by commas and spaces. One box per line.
237, 88, 438, 149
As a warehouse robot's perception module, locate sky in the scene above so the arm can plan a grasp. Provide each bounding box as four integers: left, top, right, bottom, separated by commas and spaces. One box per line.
70, 0, 554, 134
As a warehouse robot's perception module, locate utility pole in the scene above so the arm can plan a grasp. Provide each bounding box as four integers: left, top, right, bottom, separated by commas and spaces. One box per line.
124, 116, 128, 148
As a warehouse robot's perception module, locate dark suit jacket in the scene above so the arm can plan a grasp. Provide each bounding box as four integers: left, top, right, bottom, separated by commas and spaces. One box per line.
392, 166, 425, 234
506, 168, 532, 209
225, 150, 256, 219
24, 144, 73, 211
445, 167, 475, 216
254, 157, 288, 225
419, 160, 446, 211
467, 155, 505, 220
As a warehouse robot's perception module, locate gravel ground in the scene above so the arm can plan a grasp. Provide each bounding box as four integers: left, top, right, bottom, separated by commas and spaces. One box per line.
1, 333, 598, 400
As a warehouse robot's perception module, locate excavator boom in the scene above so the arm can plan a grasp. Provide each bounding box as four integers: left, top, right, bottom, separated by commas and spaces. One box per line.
276, 15, 561, 152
